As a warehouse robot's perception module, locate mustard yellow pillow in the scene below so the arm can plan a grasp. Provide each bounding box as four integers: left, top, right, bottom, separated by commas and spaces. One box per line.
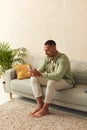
14, 64, 31, 80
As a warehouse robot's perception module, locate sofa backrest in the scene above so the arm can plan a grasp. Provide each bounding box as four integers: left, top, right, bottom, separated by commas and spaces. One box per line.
30, 57, 87, 85
71, 61, 87, 85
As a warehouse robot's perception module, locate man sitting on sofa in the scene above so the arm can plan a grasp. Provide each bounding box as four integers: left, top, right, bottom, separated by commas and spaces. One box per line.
29, 40, 75, 118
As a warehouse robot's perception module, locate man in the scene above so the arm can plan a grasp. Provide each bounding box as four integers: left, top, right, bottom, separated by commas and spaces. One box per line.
29, 40, 75, 118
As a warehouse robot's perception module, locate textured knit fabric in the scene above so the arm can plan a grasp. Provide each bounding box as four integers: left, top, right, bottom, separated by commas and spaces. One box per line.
38, 51, 75, 85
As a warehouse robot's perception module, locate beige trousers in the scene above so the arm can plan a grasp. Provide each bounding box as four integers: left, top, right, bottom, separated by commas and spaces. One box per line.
30, 77, 73, 104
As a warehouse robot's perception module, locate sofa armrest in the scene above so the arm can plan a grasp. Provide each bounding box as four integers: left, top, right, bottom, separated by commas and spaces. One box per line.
5, 68, 16, 92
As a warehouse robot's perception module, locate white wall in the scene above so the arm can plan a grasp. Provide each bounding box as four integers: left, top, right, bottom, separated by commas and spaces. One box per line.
0, 0, 87, 62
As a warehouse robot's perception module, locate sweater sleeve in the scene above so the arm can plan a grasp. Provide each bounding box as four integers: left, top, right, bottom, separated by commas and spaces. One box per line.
42, 57, 69, 81
38, 60, 46, 73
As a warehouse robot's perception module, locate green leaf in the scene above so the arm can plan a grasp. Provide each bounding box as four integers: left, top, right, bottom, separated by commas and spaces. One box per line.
0, 42, 27, 75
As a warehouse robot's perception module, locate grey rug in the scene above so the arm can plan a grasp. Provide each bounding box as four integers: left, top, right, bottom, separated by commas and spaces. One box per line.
0, 99, 87, 130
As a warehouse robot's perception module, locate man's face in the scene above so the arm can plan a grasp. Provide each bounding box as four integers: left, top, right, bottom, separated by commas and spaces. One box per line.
44, 45, 56, 57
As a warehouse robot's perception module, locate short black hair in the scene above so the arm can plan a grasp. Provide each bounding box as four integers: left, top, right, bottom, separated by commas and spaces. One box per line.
44, 40, 56, 46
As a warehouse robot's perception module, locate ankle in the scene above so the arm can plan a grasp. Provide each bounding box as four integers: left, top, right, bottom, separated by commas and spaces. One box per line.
42, 103, 49, 111
36, 96, 43, 107
38, 104, 43, 108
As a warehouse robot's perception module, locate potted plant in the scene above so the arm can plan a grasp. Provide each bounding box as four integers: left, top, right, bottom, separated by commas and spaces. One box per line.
0, 42, 27, 81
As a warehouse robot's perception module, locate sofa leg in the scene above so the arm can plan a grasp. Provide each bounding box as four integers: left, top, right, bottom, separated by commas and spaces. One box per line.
9, 92, 12, 99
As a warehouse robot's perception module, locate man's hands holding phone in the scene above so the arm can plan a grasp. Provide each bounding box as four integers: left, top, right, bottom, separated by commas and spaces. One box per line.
29, 68, 42, 77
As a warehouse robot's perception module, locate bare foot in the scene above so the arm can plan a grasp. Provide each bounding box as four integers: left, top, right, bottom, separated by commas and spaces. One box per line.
29, 105, 43, 116
32, 108, 49, 118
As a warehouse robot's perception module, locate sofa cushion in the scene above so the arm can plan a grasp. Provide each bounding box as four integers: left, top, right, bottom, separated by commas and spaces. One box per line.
10, 79, 33, 95
10, 79, 87, 107
53, 84, 87, 106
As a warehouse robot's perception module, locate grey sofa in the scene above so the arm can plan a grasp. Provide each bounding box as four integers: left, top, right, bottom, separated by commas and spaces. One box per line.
5, 60, 87, 112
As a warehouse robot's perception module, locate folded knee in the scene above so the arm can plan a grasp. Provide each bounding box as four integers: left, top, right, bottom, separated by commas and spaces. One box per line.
47, 80, 55, 86
30, 77, 37, 83
47, 80, 55, 90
